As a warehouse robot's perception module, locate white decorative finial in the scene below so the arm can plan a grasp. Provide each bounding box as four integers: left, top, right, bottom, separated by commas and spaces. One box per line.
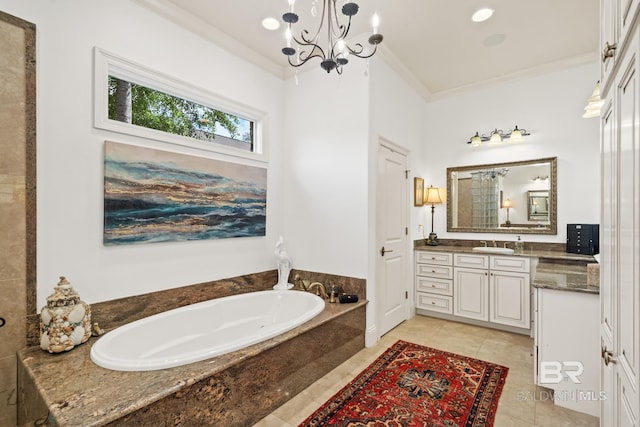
273, 236, 293, 290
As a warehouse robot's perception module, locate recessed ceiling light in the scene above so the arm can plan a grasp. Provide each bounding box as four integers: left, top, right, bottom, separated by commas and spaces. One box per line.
262, 17, 280, 31
472, 8, 494, 23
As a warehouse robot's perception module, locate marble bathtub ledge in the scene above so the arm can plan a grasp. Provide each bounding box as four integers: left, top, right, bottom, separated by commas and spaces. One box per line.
19, 299, 367, 427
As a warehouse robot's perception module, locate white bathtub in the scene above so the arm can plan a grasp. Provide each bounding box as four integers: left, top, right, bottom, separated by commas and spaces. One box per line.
90, 290, 325, 371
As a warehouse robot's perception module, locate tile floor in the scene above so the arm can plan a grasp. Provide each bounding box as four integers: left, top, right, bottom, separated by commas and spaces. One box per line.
254, 315, 599, 427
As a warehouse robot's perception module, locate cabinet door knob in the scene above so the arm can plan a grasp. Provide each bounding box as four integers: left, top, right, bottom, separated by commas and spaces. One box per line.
602, 41, 617, 62
0, 317, 4, 328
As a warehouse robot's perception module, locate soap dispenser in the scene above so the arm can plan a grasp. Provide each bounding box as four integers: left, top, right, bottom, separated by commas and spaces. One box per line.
515, 236, 524, 253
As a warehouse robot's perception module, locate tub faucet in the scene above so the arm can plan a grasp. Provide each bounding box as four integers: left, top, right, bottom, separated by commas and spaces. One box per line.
480, 241, 487, 247
308, 282, 329, 299
492, 240, 497, 247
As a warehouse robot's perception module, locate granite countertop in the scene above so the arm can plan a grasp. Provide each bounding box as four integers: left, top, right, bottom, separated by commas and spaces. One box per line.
414, 244, 596, 262
532, 263, 599, 295
20, 299, 367, 427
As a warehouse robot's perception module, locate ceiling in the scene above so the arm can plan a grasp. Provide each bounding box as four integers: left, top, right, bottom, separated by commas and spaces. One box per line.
136, 0, 600, 99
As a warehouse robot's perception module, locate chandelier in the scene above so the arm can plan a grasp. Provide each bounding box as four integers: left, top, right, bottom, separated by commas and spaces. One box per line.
281, 0, 383, 74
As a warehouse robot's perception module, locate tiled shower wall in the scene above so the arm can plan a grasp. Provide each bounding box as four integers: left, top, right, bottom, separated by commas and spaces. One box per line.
0, 11, 36, 427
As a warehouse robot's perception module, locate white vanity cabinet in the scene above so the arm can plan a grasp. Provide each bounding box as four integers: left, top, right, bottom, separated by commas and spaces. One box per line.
489, 256, 531, 329
453, 253, 531, 330
415, 251, 453, 314
415, 250, 531, 333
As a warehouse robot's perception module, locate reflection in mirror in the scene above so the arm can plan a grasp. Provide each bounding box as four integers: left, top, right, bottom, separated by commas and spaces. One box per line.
528, 190, 549, 221
447, 157, 557, 235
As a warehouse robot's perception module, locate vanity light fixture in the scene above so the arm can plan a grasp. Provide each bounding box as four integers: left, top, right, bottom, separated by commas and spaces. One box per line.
468, 126, 530, 147
424, 186, 446, 246
532, 175, 549, 182
582, 81, 604, 118
281, 0, 383, 74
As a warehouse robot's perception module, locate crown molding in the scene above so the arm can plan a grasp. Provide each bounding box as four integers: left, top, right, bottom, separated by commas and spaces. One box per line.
426, 52, 600, 101
133, 0, 286, 79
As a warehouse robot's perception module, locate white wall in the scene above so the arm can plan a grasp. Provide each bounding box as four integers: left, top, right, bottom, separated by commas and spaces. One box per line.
0, 0, 286, 308
423, 63, 601, 244
282, 58, 427, 344
282, 63, 369, 278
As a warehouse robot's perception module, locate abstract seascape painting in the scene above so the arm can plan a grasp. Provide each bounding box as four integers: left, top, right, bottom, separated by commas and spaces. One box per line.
104, 141, 266, 245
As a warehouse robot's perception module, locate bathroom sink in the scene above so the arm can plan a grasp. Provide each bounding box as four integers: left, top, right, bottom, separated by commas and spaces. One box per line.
472, 247, 515, 255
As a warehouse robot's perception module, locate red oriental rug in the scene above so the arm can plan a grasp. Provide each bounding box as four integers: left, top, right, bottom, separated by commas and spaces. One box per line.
299, 340, 508, 427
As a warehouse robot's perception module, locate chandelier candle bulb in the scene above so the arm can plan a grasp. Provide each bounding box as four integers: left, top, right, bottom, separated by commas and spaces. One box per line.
372, 13, 380, 34
286, 28, 292, 48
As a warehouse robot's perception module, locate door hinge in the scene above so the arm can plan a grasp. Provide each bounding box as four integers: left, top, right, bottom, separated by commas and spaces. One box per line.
405, 227, 408, 235
405, 291, 408, 299
405, 170, 410, 179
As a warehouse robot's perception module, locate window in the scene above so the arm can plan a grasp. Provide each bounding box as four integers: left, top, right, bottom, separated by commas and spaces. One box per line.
108, 76, 254, 151
94, 48, 265, 160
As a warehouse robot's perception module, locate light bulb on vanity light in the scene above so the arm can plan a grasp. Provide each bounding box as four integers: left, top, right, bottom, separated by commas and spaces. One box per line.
508, 126, 524, 143
470, 132, 483, 147
488, 129, 502, 145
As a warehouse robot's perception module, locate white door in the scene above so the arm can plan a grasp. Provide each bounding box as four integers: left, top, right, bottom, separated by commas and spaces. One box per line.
376, 141, 408, 336
600, 22, 640, 425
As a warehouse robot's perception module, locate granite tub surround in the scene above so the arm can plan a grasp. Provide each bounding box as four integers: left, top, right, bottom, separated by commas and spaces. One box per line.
19, 270, 367, 426
20, 298, 366, 426
28, 269, 365, 347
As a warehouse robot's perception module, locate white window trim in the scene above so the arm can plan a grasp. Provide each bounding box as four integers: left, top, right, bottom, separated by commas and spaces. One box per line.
93, 47, 268, 164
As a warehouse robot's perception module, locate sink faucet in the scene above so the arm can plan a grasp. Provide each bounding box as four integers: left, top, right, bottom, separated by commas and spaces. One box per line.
308, 282, 329, 299
480, 240, 487, 247
503, 242, 512, 248
492, 240, 497, 247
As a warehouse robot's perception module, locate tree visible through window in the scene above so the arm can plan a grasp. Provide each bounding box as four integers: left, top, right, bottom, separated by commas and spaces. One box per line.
108, 76, 254, 151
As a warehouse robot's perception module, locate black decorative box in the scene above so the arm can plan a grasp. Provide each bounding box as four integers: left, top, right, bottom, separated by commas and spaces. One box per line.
566, 224, 599, 255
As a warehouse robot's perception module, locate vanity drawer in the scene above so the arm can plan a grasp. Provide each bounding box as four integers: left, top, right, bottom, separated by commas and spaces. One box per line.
416, 277, 453, 296
416, 293, 453, 314
454, 253, 489, 269
415, 251, 453, 265
416, 264, 453, 279
490, 256, 530, 273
